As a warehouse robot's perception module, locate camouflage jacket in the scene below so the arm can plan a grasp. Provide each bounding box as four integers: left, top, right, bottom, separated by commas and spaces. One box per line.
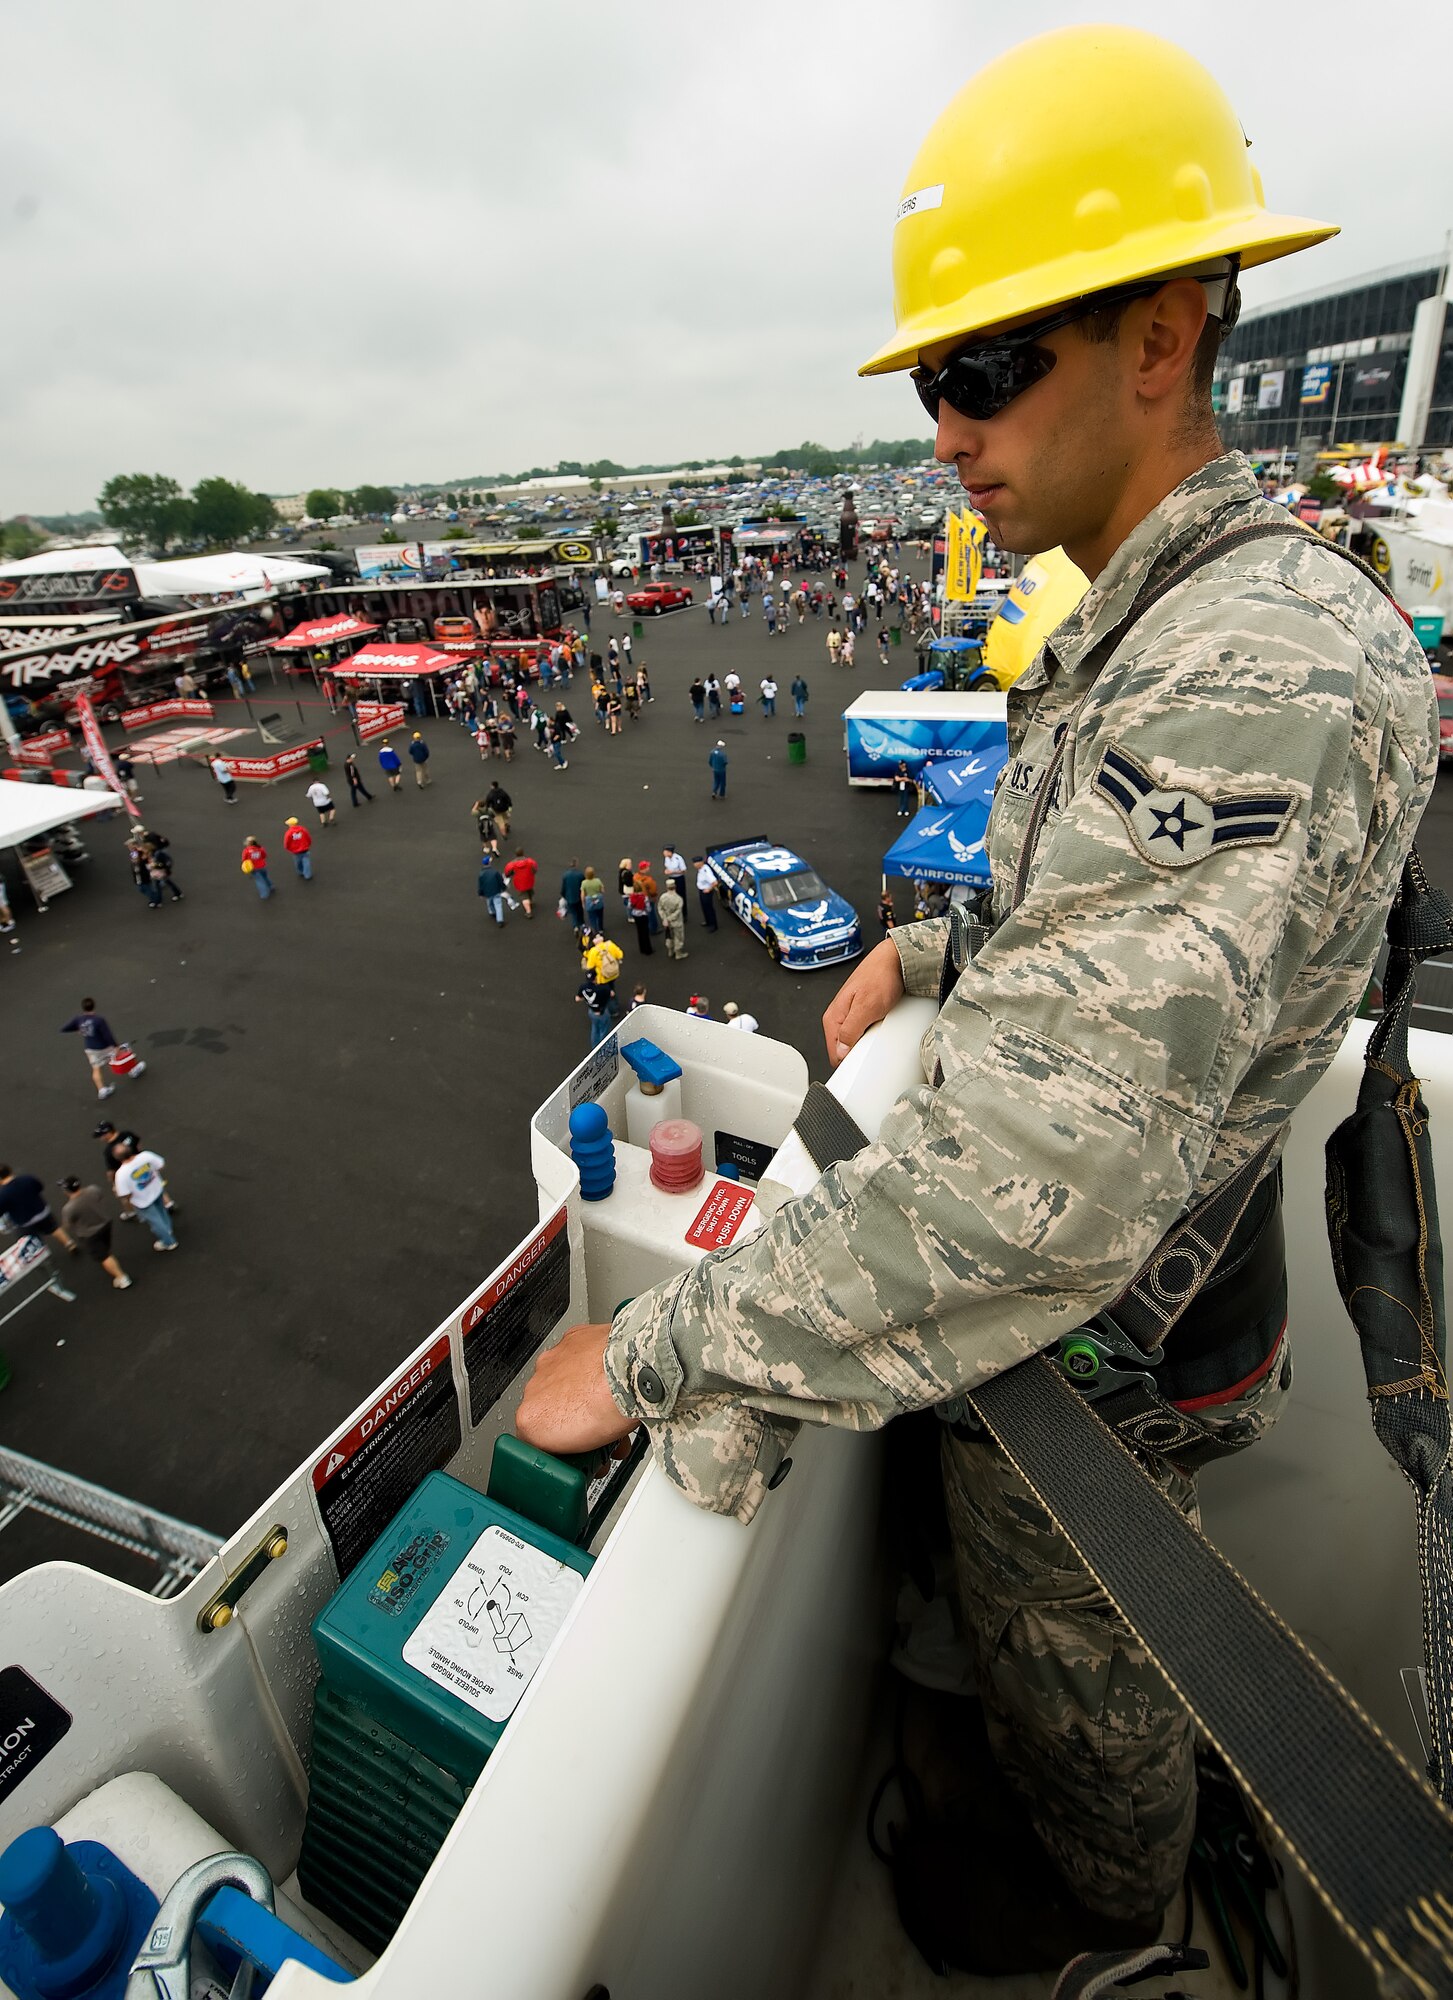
603, 453, 1437, 1523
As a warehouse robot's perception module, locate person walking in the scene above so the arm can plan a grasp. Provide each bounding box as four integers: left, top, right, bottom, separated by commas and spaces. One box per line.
709, 740, 728, 799
549, 716, 571, 768
657, 881, 688, 958
378, 740, 404, 791
58, 1177, 131, 1290
722, 1002, 759, 1033
582, 931, 624, 992
790, 673, 809, 718
694, 856, 719, 931
560, 859, 586, 931
662, 846, 688, 922
477, 856, 508, 927
61, 998, 145, 1102
503, 849, 538, 916
759, 675, 778, 718
625, 878, 654, 956
689, 677, 706, 723
240, 835, 274, 900
636, 662, 652, 704
143, 837, 184, 909
581, 866, 607, 933
408, 731, 432, 787
705, 674, 722, 720
576, 975, 618, 1048
878, 628, 892, 669
343, 753, 373, 806
210, 755, 238, 804
306, 777, 337, 825
827, 627, 843, 667
0, 1166, 77, 1256
514, 35, 1439, 1973
482, 780, 512, 845
283, 818, 314, 881
113, 1146, 176, 1252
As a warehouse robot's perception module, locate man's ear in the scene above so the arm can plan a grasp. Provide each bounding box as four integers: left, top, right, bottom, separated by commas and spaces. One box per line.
1133, 279, 1209, 407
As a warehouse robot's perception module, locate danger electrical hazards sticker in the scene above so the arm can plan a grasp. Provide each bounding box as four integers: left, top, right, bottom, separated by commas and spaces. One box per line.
460, 1205, 571, 1425
312, 1334, 462, 1580
684, 1180, 755, 1252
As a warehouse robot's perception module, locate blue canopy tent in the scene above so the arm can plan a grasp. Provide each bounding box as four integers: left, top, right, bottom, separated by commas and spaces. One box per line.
882, 747, 1005, 891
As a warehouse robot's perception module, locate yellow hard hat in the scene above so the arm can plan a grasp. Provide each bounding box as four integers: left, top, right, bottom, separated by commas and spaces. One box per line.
860, 26, 1337, 377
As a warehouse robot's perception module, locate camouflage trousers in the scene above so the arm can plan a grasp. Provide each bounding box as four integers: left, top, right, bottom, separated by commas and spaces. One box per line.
940, 1330, 1293, 1924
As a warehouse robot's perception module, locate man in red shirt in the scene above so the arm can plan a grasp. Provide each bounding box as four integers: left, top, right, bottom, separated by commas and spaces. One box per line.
502, 847, 537, 917
282, 817, 314, 882
240, 836, 274, 900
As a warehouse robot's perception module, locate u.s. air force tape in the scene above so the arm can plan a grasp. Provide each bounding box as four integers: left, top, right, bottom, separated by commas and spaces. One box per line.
1093, 743, 1295, 869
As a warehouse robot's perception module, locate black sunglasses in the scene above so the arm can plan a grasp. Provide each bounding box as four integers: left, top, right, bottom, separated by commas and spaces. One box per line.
911, 280, 1176, 424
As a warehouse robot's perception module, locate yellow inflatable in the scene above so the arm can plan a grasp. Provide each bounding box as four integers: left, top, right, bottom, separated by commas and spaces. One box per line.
981, 547, 1089, 687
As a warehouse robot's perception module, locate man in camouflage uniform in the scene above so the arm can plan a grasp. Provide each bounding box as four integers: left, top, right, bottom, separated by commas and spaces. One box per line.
518, 25, 1437, 1972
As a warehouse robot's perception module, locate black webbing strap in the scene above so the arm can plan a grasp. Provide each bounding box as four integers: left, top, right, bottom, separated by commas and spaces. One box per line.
791, 1089, 1453, 1994
795, 1083, 879, 1181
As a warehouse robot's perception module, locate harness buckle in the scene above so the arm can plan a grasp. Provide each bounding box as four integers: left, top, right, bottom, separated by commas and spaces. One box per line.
1054, 1313, 1165, 1402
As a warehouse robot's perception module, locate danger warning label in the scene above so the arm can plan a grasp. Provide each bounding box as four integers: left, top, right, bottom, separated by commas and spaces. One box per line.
684, 1180, 755, 1252
460, 1206, 571, 1425
312, 1333, 461, 1579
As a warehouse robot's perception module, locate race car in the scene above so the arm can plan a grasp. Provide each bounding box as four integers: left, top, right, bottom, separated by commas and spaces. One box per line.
624, 582, 694, 614
705, 836, 862, 969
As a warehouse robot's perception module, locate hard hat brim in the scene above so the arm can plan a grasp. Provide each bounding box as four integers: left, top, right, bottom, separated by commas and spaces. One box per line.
857, 210, 1338, 377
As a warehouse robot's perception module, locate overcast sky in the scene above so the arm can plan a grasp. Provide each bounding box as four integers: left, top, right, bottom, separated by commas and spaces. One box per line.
2, 0, 1450, 515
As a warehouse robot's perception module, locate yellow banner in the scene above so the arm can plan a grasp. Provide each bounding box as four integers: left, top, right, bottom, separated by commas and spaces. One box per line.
963, 512, 985, 602
945, 510, 986, 601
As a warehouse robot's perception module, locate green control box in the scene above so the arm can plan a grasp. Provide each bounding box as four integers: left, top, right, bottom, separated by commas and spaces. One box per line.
300, 1470, 594, 1951
312, 1469, 594, 1786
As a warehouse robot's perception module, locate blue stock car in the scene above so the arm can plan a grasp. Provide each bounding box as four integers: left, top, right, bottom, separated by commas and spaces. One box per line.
705, 836, 862, 970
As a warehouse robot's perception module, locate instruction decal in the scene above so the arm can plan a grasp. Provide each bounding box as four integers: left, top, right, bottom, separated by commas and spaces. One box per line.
713, 1128, 776, 1183
402, 1523, 584, 1724
312, 1333, 461, 1579
685, 1179, 755, 1252
460, 1205, 571, 1425
568, 1037, 619, 1111
0, 1666, 72, 1806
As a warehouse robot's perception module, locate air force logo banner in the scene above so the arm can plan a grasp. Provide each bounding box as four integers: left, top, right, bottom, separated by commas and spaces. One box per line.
1092, 743, 1295, 869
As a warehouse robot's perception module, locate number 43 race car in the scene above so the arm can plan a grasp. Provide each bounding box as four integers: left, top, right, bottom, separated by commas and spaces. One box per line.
705, 837, 863, 969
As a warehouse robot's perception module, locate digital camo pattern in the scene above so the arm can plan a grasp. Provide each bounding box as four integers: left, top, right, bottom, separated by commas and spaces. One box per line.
603, 454, 1436, 1523
942, 1335, 1292, 1921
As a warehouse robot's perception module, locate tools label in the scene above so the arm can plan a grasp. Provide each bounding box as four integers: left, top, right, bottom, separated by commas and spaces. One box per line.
0, 1666, 72, 1806
402, 1524, 584, 1724
312, 1334, 461, 1579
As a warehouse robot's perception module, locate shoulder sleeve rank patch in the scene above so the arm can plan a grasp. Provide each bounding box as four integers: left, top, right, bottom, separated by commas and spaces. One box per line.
1092, 743, 1295, 869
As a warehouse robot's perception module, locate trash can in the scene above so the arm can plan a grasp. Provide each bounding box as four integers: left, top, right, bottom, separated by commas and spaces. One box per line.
787, 733, 807, 766
632, 620, 644, 640
306, 741, 330, 773
1412, 606, 1446, 653
891, 625, 902, 646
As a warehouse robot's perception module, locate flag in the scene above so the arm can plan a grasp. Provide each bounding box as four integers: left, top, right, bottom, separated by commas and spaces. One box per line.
945, 511, 969, 600
963, 512, 986, 602
73, 693, 142, 819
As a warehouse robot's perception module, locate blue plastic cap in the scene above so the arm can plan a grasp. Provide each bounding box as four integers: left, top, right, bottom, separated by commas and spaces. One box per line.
620, 1038, 682, 1089
568, 1102, 610, 1141
714, 1161, 741, 1181
0, 1828, 129, 1990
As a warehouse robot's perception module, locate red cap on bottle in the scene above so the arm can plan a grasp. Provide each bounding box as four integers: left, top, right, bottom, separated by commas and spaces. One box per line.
649, 1117, 705, 1193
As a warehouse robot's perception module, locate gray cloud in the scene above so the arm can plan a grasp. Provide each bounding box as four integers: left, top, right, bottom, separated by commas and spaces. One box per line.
2, 0, 1449, 513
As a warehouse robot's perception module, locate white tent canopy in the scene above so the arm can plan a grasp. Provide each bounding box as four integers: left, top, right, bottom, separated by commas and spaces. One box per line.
0, 544, 130, 578
134, 553, 330, 598
0, 778, 125, 846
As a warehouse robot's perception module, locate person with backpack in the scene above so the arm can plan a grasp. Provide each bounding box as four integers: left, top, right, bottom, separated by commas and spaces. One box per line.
512, 27, 1436, 1973
377, 740, 404, 791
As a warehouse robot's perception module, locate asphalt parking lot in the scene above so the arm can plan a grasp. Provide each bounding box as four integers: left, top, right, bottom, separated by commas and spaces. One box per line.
0, 562, 922, 1575
5, 558, 1453, 1586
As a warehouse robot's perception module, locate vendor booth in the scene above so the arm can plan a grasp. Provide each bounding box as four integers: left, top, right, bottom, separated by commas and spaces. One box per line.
330, 642, 456, 714
0, 775, 126, 914
881, 750, 1005, 894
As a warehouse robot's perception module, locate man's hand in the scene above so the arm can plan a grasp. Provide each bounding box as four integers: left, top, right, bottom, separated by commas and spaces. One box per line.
516, 1321, 638, 1455
822, 937, 905, 1066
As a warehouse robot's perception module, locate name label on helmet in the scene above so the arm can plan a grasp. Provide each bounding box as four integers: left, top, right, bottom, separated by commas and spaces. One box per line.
895, 183, 945, 223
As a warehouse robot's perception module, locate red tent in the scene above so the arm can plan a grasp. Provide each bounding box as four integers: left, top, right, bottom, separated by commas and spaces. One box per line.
330, 643, 457, 679
273, 614, 379, 650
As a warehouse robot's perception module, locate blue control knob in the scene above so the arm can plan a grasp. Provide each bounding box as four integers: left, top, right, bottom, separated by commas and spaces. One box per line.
569, 1102, 616, 1201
